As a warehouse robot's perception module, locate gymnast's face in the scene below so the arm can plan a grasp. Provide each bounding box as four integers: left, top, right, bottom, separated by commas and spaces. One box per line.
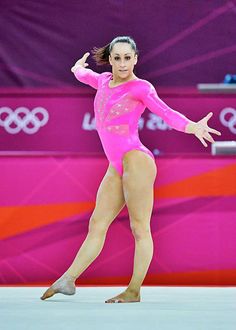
109, 42, 138, 81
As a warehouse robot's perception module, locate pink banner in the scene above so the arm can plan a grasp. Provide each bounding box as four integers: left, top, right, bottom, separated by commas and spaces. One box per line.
0, 154, 235, 285
0, 87, 234, 155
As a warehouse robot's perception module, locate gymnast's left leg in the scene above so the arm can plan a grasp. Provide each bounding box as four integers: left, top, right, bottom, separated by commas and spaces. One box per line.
105, 150, 157, 303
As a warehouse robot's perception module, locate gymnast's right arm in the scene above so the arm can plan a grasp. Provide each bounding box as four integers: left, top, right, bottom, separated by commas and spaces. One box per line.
71, 52, 100, 89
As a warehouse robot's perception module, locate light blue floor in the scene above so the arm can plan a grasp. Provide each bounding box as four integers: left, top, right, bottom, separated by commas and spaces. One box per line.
0, 286, 235, 330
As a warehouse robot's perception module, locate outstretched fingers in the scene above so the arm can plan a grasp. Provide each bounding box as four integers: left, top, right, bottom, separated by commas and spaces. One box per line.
197, 135, 208, 147
208, 127, 221, 136
204, 131, 215, 143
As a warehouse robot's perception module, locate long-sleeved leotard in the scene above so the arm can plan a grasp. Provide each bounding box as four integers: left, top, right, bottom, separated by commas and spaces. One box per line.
73, 66, 191, 176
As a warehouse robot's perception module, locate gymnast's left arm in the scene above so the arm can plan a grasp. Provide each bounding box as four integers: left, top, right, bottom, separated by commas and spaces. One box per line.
140, 82, 221, 147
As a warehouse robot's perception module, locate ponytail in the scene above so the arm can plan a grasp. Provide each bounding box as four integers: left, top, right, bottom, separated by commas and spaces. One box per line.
91, 43, 110, 66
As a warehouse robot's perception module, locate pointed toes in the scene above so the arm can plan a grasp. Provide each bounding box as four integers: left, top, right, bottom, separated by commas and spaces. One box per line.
40, 288, 55, 300
105, 298, 124, 303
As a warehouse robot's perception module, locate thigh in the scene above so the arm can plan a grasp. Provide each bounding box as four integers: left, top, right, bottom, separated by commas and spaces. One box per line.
89, 163, 125, 229
122, 150, 157, 222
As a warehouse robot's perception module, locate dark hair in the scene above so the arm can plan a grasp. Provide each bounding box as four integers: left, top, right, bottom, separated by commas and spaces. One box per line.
91, 36, 139, 66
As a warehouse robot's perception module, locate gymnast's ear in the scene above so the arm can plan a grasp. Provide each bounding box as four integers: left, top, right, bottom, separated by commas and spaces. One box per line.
134, 54, 138, 65
109, 55, 112, 66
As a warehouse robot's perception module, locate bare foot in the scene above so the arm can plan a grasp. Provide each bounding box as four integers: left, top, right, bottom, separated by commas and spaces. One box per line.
105, 289, 141, 303
40, 273, 76, 300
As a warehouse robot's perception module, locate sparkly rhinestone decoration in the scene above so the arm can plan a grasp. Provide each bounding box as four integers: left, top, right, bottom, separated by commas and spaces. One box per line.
94, 77, 139, 135
94, 80, 113, 129
106, 98, 139, 121
105, 124, 129, 136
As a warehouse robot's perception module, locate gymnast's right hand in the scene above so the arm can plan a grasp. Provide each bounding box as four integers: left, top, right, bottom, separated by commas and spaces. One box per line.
71, 52, 90, 72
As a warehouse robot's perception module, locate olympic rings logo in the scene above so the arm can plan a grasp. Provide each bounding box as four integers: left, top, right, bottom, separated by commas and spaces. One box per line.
0, 107, 49, 134
219, 107, 236, 134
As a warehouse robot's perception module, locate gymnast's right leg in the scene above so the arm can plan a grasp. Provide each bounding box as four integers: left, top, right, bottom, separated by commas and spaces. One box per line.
40, 164, 125, 300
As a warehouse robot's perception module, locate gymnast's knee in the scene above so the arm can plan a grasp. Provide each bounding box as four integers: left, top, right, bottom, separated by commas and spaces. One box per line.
88, 216, 109, 236
130, 219, 151, 240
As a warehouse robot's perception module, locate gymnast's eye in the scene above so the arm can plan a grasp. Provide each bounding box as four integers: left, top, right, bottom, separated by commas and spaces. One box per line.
114, 56, 131, 61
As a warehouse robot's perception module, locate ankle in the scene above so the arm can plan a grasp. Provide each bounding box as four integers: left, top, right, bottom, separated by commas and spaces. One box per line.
64, 272, 77, 282
125, 287, 140, 296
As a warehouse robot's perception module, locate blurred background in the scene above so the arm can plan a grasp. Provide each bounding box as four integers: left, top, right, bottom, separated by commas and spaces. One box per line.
0, 0, 235, 286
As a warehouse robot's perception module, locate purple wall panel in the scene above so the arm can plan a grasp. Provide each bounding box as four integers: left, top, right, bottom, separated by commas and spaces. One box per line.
0, 0, 235, 87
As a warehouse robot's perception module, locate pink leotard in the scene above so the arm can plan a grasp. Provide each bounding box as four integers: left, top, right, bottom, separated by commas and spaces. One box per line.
73, 66, 191, 176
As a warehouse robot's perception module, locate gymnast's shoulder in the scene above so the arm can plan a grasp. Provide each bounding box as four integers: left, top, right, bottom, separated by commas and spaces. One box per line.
129, 78, 155, 98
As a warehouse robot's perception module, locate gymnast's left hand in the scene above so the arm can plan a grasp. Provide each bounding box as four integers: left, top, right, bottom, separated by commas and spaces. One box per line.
185, 112, 221, 147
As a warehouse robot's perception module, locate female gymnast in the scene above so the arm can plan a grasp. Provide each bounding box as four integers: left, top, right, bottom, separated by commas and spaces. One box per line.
40, 36, 221, 303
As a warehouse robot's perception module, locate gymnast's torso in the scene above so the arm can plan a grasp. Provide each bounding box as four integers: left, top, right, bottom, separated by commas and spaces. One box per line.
73, 66, 191, 176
